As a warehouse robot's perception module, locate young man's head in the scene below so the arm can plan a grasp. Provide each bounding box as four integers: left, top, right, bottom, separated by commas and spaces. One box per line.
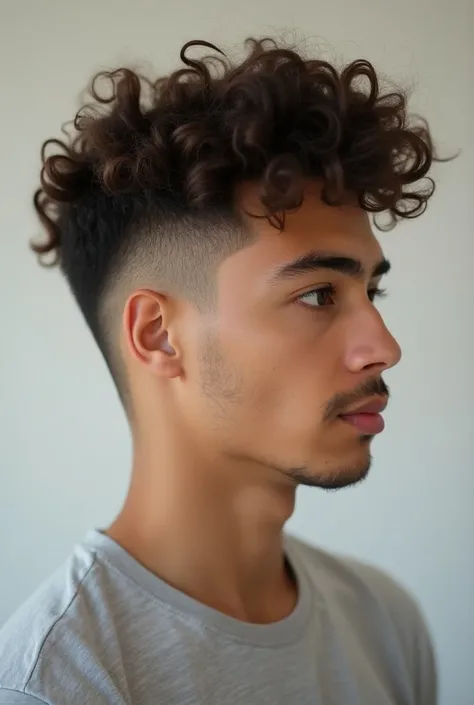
33, 38, 435, 490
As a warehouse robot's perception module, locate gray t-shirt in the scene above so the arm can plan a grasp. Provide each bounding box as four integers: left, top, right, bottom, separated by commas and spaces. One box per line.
0, 531, 436, 704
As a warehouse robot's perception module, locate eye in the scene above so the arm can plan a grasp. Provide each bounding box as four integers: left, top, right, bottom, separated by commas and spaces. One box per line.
298, 285, 388, 309
368, 287, 387, 302
298, 285, 336, 308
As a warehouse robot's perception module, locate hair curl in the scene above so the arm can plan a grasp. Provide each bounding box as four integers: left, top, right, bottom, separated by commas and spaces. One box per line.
33, 37, 436, 264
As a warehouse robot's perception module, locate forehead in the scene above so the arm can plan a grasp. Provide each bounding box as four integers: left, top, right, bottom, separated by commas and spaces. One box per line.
219, 182, 384, 289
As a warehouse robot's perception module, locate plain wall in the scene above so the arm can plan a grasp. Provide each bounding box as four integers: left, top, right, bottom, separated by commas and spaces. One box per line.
0, 1, 473, 703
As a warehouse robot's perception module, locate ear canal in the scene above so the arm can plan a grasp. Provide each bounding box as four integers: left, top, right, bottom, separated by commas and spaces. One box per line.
160, 333, 175, 355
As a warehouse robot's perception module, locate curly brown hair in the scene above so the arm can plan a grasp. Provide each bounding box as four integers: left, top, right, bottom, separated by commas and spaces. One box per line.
32, 37, 436, 388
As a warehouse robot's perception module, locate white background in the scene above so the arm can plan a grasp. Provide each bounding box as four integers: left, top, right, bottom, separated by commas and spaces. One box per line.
0, 1, 472, 703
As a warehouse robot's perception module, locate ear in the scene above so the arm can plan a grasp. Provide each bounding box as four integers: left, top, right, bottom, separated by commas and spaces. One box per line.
123, 289, 182, 379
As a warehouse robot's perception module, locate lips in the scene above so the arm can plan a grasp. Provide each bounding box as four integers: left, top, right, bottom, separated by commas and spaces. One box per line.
343, 398, 388, 415
338, 397, 388, 435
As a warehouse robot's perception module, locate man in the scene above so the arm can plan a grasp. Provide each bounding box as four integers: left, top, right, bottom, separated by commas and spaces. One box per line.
0, 37, 437, 704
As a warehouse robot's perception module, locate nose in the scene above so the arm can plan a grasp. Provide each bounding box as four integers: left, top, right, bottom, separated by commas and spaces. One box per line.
343, 307, 402, 375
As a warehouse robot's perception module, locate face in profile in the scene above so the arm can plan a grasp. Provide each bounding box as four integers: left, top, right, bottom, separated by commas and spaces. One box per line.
191, 183, 402, 489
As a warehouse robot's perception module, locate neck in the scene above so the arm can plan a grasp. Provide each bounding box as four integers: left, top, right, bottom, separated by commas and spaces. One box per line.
107, 426, 298, 624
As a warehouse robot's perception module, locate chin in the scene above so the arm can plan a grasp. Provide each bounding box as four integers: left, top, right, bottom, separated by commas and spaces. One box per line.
288, 446, 373, 490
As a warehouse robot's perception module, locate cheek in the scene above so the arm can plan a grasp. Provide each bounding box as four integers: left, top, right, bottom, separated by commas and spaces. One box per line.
219, 308, 340, 421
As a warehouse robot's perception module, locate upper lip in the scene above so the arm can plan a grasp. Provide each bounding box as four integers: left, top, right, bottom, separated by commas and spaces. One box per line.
340, 397, 388, 415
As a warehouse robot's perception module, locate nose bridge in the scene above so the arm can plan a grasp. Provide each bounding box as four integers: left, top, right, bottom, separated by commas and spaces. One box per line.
345, 303, 401, 371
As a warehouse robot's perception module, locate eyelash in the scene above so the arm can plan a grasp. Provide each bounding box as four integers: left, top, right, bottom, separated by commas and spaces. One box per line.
298, 285, 387, 308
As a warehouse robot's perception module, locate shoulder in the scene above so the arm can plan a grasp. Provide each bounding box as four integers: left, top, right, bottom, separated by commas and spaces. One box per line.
0, 544, 117, 704
288, 533, 427, 627
287, 535, 437, 703
0, 691, 48, 704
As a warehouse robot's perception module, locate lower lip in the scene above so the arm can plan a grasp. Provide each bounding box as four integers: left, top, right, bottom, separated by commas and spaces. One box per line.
339, 412, 385, 435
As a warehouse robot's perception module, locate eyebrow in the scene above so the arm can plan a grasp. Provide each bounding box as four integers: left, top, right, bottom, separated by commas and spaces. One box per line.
270, 251, 391, 283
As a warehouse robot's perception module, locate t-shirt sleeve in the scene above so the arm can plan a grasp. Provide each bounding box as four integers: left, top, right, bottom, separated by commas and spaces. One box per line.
0, 691, 49, 704
347, 559, 438, 705
410, 597, 438, 705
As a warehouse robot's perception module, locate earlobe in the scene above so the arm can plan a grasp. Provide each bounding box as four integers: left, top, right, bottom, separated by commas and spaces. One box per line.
123, 290, 181, 378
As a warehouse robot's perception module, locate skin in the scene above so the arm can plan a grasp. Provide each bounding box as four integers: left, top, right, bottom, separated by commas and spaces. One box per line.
107, 181, 401, 625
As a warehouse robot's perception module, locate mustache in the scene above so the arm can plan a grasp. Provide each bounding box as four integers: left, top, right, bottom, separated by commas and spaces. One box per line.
323, 377, 390, 420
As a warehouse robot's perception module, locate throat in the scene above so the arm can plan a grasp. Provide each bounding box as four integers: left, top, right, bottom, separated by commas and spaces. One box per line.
106, 460, 299, 624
